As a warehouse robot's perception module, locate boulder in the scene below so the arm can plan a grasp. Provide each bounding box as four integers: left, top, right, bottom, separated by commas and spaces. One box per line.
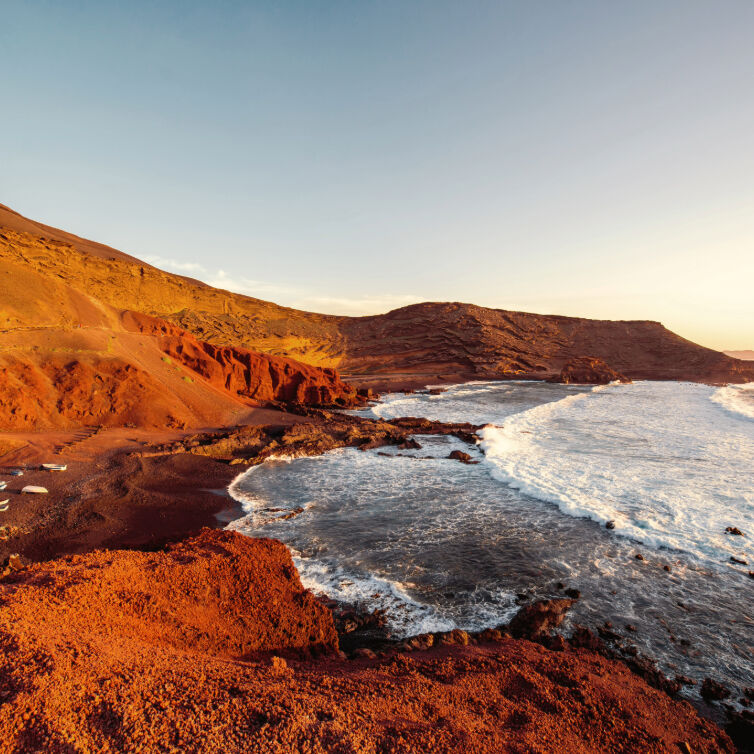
550, 357, 630, 385
507, 598, 577, 639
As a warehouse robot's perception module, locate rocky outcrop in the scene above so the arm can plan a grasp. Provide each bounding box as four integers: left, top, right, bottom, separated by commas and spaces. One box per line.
508, 598, 577, 639
551, 356, 630, 385
122, 311, 359, 408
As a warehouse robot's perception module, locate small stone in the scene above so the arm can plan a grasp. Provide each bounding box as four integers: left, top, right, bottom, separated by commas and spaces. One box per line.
564, 588, 581, 599
730, 556, 748, 566
725, 526, 744, 536
663, 565, 672, 572
605, 520, 616, 530
635, 553, 644, 561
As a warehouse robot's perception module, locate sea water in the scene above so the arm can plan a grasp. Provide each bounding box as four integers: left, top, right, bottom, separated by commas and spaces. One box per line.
228, 380, 754, 700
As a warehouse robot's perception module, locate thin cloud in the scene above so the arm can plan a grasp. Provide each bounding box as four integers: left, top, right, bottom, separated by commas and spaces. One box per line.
143, 255, 207, 275
143, 259, 425, 316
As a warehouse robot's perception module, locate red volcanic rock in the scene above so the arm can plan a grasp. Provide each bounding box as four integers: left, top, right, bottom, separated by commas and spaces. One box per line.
0, 354, 196, 430
0, 542, 732, 753
552, 356, 631, 385
0, 529, 338, 658
122, 311, 359, 407
508, 598, 577, 639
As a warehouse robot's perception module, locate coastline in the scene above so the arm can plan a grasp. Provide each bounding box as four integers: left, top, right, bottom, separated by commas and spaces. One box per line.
0, 392, 749, 751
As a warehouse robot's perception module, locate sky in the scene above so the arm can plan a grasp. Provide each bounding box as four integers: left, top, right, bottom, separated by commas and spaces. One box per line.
2, 1, 753, 350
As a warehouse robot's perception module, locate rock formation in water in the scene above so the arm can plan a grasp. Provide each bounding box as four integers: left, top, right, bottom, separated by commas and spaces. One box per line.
551, 356, 631, 385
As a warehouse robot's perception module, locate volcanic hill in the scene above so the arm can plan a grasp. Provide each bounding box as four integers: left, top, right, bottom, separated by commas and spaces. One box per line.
1, 202, 751, 431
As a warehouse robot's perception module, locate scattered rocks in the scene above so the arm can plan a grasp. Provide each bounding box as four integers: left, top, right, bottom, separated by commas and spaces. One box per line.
675, 675, 696, 687
0, 525, 20, 542
478, 628, 507, 643
701, 678, 730, 702
508, 598, 577, 640
437, 629, 471, 647
404, 633, 435, 651
624, 655, 682, 696
274, 507, 305, 521
569, 627, 605, 652
1, 553, 25, 577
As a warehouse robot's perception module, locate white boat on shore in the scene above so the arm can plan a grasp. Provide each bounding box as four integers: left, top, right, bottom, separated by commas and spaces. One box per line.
21, 485, 48, 494
0, 481, 7, 490
0, 499, 9, 511
41, 463, 67, 471
10, 470, 23, 477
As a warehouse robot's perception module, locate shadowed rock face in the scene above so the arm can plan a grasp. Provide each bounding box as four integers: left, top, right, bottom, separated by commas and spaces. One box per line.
122, 311, 358, 408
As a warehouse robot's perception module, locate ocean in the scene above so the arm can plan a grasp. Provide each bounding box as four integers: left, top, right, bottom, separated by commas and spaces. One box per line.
228, 380, 754, 701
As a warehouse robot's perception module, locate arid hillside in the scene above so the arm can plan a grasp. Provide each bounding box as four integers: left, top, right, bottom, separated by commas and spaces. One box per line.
2, 202, 752, 407
0, 206, 360, 431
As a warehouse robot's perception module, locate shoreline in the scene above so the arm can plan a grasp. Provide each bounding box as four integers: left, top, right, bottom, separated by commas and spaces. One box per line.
0, 396, 750, 750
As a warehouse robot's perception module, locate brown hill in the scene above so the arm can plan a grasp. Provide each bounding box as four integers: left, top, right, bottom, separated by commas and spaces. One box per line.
1, 202, 752, 430
725, 350, 754, 361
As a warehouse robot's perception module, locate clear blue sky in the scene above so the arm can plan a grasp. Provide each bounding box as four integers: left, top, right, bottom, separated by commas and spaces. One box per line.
2, 1, 752, 349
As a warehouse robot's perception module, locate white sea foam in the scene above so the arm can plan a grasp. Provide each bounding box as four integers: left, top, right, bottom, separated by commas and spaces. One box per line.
227, 379, 754, 699
293, 556, 456, 637
480, 381, 754, 567
711, 382, 754, 420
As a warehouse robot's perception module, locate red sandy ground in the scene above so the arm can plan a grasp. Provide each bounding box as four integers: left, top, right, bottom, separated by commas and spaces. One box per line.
0, 530, 732, 754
